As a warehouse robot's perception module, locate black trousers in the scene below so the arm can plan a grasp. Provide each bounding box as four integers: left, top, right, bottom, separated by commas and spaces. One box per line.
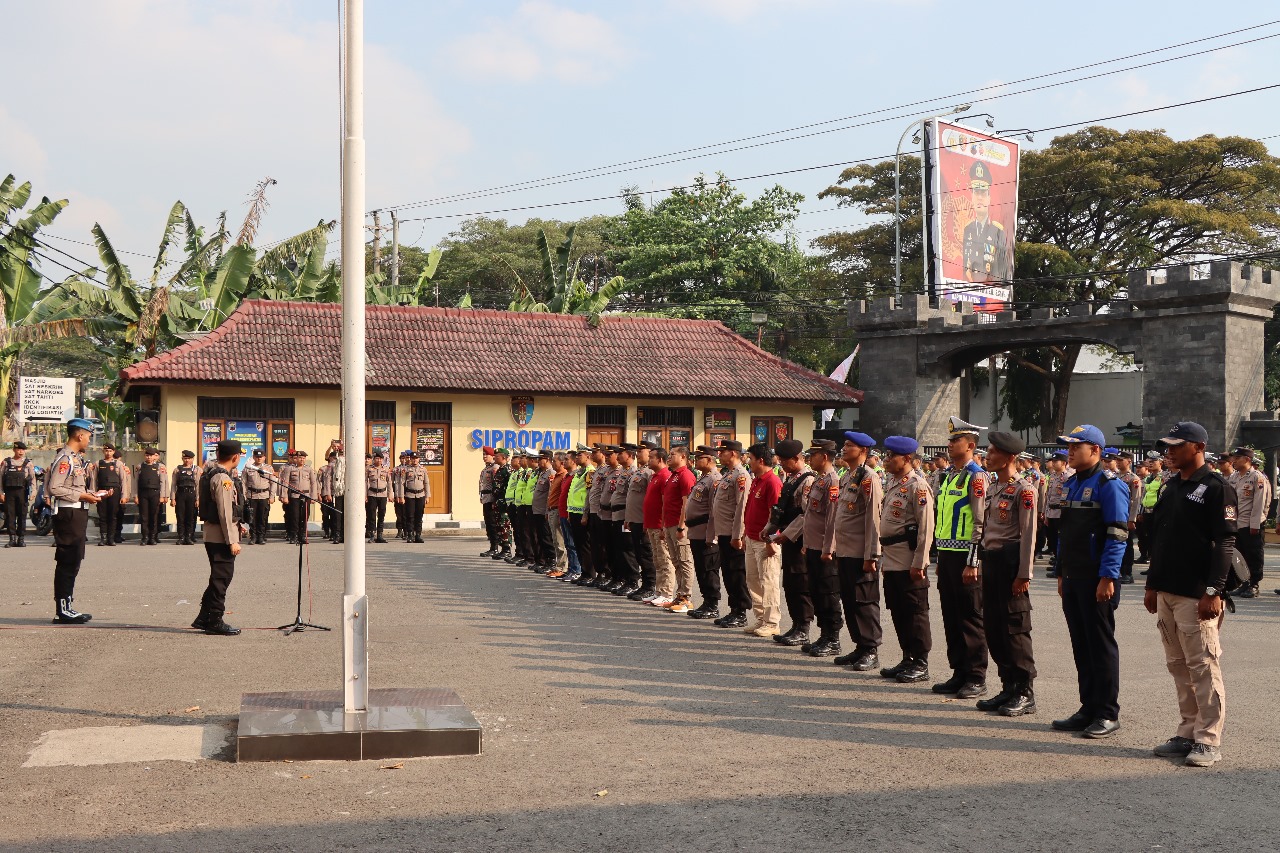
482, 502, 499, 548
97, 492, 120, 542
1235, 528, 1264, 585
394, 496, 406, 536
589, 514, 611, 579
284, 499, 298, 541
519, 505, 537, 557
1044, 517, 1060, 557
175, 489, 197, 541
534, 513, 554, 565
981, 548, 1037, 684
569, 512, 593, 578
936, 550, 988, 680
405, 495, 426, 539
248, 498, 270, 541
137, 490, 161, 542
4, 487, 27, 538
332, 496, 345, 541
693, 537, 721, 608
805, 547, 842, 637
1120, 535, 1135, 577
53, 507, 88, 603
321, 500, 335, 537
367, 496, 387, 538
1134, 514, 1151, 559
838, 556, 882, 651
630, 523, 653, 586
883, 570, 931, 660
718, 535, 751, 614
200, 542, 237, 618
611, 519, 639, 582
1035, 516, 1048, 554
1060, 575, 1120, 720
780, 539, 812, 633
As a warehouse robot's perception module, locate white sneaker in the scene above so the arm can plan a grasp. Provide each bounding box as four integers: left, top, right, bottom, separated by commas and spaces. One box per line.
649, 595, 673, 607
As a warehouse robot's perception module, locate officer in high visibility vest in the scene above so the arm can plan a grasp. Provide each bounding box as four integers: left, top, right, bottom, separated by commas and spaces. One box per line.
933, 417, 990, 700
565, 444, 595, 582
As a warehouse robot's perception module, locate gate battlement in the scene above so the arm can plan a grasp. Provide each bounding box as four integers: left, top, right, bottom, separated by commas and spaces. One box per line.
851, 260, 1280, 447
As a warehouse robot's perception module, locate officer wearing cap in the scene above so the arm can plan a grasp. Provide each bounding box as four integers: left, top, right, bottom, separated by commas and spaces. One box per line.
564, 444, 595, 581
976, 432, 1039, 716
874, 436, 935, 683
1, 440, 36, 548
761, 438, 814, 644
282, 450, 316, 544
1112, 450, 1143, 585
962, 160, 1009, 283
170, 450, 200, 545
1226, 446, 1269, 598
242, 448, 275, 545
1051, 424, 1130, 739
933, 417, 991, 699
709, 440, 752, 627
685, 446, 723, 616
479, 447, 501, 556
366, 450, 392, 544
192, 439, 244, 635
579, 444, 611, 585
397, 450, 430, 544
48, 417, 103, 623
487, 448, 513, 559
87, 443, 130, 546
604, 444, 641, 593
530, 448, 556, 571
131, 447, 169, 546
622, 442, 661, 598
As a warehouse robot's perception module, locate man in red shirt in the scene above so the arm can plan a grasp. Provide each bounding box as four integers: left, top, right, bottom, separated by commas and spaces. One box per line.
641, 448, 674, 604
660, 446, 698, 613
743, 442, 784, 637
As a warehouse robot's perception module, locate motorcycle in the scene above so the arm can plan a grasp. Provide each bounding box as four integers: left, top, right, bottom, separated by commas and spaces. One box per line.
29, 466, 52, 537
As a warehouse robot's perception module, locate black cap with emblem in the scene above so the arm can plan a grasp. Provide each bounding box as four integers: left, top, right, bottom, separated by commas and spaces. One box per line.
987, 431, 1027, 455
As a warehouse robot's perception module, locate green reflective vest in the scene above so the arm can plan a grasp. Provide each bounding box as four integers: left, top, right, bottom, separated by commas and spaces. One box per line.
504, 469, 520, 502
1142, 475, 1161, 509
567, 465, 593, 514
517, 470, 535, 506
935, 468, 979, 551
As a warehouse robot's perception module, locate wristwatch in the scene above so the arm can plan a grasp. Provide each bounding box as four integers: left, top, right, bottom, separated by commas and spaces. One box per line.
1205, 586, 1220, 597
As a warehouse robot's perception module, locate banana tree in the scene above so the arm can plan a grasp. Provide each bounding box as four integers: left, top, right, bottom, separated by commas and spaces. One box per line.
365, 247, 441, 305
507, 226, 631, 325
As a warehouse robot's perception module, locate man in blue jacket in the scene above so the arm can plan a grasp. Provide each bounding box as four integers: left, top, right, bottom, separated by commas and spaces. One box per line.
1051, 424, 1130, 739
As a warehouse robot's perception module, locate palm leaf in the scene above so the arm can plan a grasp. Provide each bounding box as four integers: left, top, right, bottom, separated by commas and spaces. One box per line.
150, 200, 187, 288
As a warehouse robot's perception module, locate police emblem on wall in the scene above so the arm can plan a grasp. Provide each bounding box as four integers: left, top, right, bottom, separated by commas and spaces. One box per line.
511, 395, 535, 427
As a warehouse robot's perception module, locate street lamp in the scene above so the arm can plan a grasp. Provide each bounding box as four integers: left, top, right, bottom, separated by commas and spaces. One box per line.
751, 312, 768, 347
995, 128, 1035, 142
894, 104, 971, 300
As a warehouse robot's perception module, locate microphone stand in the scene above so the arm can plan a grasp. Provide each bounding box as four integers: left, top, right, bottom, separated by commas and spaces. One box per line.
253, 468, 341, 635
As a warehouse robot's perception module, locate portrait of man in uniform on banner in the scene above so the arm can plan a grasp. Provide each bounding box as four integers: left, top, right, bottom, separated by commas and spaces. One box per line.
927, 121, 1020, 311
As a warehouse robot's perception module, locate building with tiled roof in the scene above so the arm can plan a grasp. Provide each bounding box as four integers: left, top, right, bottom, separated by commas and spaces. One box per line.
123, 300, 861, 526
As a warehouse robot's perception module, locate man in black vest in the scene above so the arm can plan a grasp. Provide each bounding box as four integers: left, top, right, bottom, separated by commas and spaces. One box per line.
1, 441, 36, 547
132, 447, 169, 545
170, 450, 200, 544
762, 439, 814, 646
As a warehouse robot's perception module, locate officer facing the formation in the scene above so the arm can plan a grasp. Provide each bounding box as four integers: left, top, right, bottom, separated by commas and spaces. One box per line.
366, 450, 391, 543
875, 436, 935, 684
1, 440, 36, 548
976, 431, 1039, 717
710, 440, 752, 628
397, 451, 430, 543
479, 447, 501, 556
822, 432, 882, 668
1114, 450, 1143, 585
242, 448, 275, 545
133, 447, 169, 545
192, 439, 245, 636
170, 450, 200, 545
934, 417, 990, 699
963, 159, 1009, 283
1227, 446, 1269, 598
762, 439, 814, 646
48, 418, 103, 623
1051, 424, 1130, 740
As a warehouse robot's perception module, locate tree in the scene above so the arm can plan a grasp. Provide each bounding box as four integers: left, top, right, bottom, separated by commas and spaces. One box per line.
505, 226, 629, 326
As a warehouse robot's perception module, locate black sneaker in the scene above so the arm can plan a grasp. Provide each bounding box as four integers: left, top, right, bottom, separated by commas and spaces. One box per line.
713, 611, 747, 628
932, 673, 965, 694
629, 586, 655, 602
1119, 574, 1134, 585
880, 659, 910, 679
895, 659, 929, 683
1153, 736, 1195, 757
688, 604, 718, 620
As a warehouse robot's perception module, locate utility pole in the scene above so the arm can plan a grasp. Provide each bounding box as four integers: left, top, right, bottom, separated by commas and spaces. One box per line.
370, 209, 383, 274
340, 0, 368, 714
390, 211, 401, 304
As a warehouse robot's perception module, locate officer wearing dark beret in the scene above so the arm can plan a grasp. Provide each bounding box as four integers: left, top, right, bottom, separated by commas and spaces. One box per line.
763, 438, 815, 645
962, 160, 1009, 283
171, 450, 200, 546
193, 439, 244, 635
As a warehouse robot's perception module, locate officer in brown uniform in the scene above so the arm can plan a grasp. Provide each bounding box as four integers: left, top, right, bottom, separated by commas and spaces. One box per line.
976, 431, 1039, 716
761, 439, 813, 644
820, 432, 882, 667
397, 451, 430, 543
242, 448, 275, 544
479, 447, 501, 556
686, 446, 723, 618
132, 447, 169, 546
283, 450, 317, 544
279, 450, 300, 543
1229, 446, 1270, 597
604, 445, 639, 593
622, 442, 657, 597
192, 439, 244, 636
318, 453, 335, 541
709, 440, 751, 628
48, 418, 103, 623
170, 450, 200, 545
874, 436, 935, 683
530, 449, 555, 572
366, 450, 391, 543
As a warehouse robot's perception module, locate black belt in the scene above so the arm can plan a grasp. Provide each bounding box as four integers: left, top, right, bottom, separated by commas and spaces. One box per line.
480, 489, 493, 494
369, 489, 386, 495
685, 515, 708, 528
178, 486, 196, 492
250, 491, 271, 498
405, 491, 425, 497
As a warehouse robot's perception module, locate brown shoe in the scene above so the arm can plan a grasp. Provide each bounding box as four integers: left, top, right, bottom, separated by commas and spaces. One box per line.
547, 570, 566, 578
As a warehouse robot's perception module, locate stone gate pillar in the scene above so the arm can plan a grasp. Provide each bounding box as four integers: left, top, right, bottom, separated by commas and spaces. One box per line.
1131, 261, 1280, 449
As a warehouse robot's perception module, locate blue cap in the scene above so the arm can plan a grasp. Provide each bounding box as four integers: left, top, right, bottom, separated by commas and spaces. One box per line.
67, 417, 94, 431
1102, 446, 1120, 459
1052, 448, 1069, 458
883, 435, 919, 456
1058, 424, 1105, 446
842, 431, 876, 448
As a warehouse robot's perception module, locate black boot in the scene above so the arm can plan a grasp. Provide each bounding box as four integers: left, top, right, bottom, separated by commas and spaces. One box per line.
880, 658, 910, 678
806, 635, 842, 657
15, 535, 24, 547
773, 628, 809, 647
53, 597, 92, 624
998, 683, 1037, 716
895, 658, 930, 683
977, 682, 1018, 712
932, 672, 965, 694
846, 649, 880, 671
5, 534, 15, 548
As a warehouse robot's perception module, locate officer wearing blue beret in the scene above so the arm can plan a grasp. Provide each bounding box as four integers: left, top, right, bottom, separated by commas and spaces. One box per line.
47, 418, 104, 623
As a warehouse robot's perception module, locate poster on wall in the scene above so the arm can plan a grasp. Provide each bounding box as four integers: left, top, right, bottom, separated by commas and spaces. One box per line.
704, 409, 735, 431
641, 429, 665, 447
668, 428, 692, 449
270, 424, 292, 464
370, 422, 392, 456
925, 120, 1019, 310
201, 421, 223, 463
226, 421, 266, 471
753, 420, 769, 445
416, 426, 446, 466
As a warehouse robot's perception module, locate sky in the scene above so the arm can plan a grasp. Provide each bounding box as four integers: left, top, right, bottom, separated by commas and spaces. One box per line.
3, 0, 1279, 276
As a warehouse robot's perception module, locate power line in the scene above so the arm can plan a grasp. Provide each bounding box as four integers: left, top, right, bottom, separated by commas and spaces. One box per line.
379, 22, 1280, 213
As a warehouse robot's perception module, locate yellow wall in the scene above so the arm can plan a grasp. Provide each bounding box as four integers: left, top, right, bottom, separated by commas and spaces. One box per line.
159, 386, 814, 524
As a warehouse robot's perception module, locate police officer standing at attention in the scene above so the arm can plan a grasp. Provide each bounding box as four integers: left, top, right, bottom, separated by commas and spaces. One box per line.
48, 417, 103, 623
242, 448, 275, 545
531, 449, 555, 572
934, 417, 990, 699
490, 448, 514, 560
329, 442, 347, 545
1, 440, 36, 548
170, 450, 200, 545
585, 445, 613, 587
366, 450, 391, 543
479, 447, 501, 556
1051, 424, 1130, 739
398, 451, 430, 543
285, 450, 317, 544
821, 432, 882, 667
1115, 450, 1143, 585
710, 440, 752, 628
685, 447, 722, 618
875, 436, 935, 684
976, 431, 1039, 716
761, 439, 813, 646
1228, 447, 1269, 598
192, 439, 245, 636
1145, 421, 1235, 766
88, 443, 130, 546
133, 447, 169, 545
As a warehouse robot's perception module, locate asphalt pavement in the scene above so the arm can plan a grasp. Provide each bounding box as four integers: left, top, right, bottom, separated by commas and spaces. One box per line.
1, 535, 1278, 851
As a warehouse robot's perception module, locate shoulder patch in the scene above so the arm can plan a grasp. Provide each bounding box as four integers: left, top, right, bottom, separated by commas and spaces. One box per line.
58, 460, 70, 474
973, 476, 985, 498
738, 478, 747, 491
223, 481, 233, 491
918, 493, 928, 507
862, 478, 873, 495
1021, 490, 1035, 510
1225, 504, 1237, 521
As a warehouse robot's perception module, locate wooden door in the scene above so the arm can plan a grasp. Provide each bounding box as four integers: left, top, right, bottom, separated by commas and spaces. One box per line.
414, 422, 450, 514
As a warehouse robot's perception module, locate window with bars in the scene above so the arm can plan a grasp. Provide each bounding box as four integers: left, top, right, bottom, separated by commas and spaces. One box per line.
412, 401, 452, 422
586, 405, 626, 427
197, 397, 294, 420
637, 406, 693, 427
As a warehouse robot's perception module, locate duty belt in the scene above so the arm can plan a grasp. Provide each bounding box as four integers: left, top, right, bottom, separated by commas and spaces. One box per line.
368, 489, 387, 495
405, 490, 425, 496
249, 490, 271, 498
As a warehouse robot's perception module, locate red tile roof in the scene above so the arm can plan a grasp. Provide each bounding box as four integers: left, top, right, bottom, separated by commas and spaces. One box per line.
121, 300, 862, 404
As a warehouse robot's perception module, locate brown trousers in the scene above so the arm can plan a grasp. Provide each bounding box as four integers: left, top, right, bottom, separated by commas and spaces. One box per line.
1156, 591, 1226, 747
